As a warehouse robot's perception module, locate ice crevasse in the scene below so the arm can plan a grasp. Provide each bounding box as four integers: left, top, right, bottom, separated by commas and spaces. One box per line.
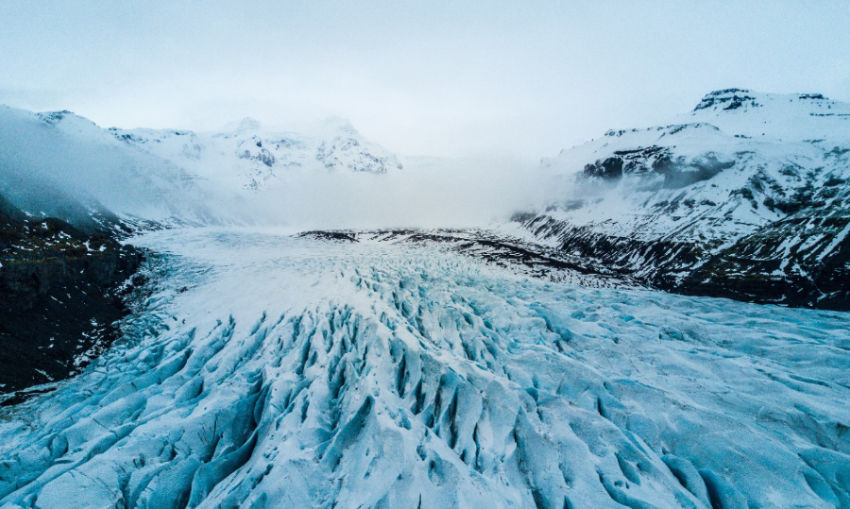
0, 229, 849, 509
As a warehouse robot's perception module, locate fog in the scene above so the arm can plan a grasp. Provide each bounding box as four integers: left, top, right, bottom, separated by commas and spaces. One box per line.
0, 104, 565, 229
248, 157, 556, 230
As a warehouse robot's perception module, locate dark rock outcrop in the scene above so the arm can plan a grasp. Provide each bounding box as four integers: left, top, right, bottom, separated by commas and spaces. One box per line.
0, 195, 142, 398
693, 88, 760, 111
513, 206, 850, 311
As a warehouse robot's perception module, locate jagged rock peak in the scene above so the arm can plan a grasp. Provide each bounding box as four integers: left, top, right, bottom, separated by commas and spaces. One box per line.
693, 88, 761, 112
35, 109, 101, 131
693, 88, 836, 113
35, 109, 76, 124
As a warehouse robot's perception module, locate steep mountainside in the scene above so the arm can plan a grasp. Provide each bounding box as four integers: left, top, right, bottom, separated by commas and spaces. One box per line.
0, 193, 142, 397
519, 89, 850, 309
0, 106, 221, 225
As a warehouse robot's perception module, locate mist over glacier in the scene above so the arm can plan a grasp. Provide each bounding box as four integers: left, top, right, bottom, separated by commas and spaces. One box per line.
248, 157, 553, 230
0, 105, 559, 231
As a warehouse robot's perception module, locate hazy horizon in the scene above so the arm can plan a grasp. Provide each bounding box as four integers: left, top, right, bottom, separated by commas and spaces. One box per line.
2, 1, 849, 159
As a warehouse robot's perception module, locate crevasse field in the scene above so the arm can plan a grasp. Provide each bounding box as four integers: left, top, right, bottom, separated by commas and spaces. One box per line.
1, 229, 849, 509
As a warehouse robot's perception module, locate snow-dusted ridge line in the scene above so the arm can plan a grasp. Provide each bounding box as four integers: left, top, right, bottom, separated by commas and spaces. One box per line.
109, 115, 403, 192
523, 89, 850, 310
1, 228, 848, 508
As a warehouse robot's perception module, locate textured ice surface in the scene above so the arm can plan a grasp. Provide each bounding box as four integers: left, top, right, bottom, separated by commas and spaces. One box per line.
1, 229, 849, 508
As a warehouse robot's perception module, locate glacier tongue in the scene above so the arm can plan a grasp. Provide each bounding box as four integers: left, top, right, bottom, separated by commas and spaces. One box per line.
1, 229, 849, 509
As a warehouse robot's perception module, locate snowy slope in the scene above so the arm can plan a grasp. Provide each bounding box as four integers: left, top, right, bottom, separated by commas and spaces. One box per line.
0, 106, 401, 228
0, 106, 221, 227
520, 89, 850, 309
1, 229, 848, 508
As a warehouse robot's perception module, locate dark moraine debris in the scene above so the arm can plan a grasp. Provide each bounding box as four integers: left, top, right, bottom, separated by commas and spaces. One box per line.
300, 228, 635, 288
0, 194, 143, 401
298, 230, 359, 242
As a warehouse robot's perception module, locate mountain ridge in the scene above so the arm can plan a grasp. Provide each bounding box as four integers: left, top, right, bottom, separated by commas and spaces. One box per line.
0, 104, 402, 227
519, 89, 850, 309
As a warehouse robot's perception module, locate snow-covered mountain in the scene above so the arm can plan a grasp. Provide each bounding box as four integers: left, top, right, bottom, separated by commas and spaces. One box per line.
0, 106, 216, 227
517, 89, 850, 309
0, 106, 401, 227
2, 92, 850, 508
109, 116, 402, 192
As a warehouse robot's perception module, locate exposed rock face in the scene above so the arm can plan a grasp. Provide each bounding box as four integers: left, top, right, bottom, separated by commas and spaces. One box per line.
0, 195, 142, 396
679, 207, 850, 309
693, 88, 760, 111
523, 90, 850, 310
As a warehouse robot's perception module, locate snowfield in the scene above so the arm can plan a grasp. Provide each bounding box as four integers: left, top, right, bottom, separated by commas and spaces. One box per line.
1, 228, 849, 508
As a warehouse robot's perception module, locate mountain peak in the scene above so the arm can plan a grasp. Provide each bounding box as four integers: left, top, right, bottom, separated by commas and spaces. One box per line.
693, 88, 836, 114
36, 109, 100, 129
693, 88, 761, 112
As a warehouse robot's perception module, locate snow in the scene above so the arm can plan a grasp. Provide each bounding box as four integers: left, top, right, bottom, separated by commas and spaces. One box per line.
0, 105, 223, 224
1, 104, 544, 231
2, 88, 849, 506
110, 115, 403, 193
0, 105, 405, 228
1, 228, 848, 508
525, 89, 850, 280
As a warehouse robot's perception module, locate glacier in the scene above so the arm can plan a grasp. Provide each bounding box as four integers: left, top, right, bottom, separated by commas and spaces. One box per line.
1, 228, 848, 508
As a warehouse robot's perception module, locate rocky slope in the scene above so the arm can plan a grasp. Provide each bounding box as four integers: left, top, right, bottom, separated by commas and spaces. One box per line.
518, 89, 850, 309
0, 194, 142, 399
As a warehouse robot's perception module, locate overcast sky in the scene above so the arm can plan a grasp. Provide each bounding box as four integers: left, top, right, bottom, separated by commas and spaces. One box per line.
1, 1, 848, 159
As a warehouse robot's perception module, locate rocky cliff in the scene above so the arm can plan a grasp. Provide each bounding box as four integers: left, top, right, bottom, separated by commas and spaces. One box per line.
0, 194, 142, 398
